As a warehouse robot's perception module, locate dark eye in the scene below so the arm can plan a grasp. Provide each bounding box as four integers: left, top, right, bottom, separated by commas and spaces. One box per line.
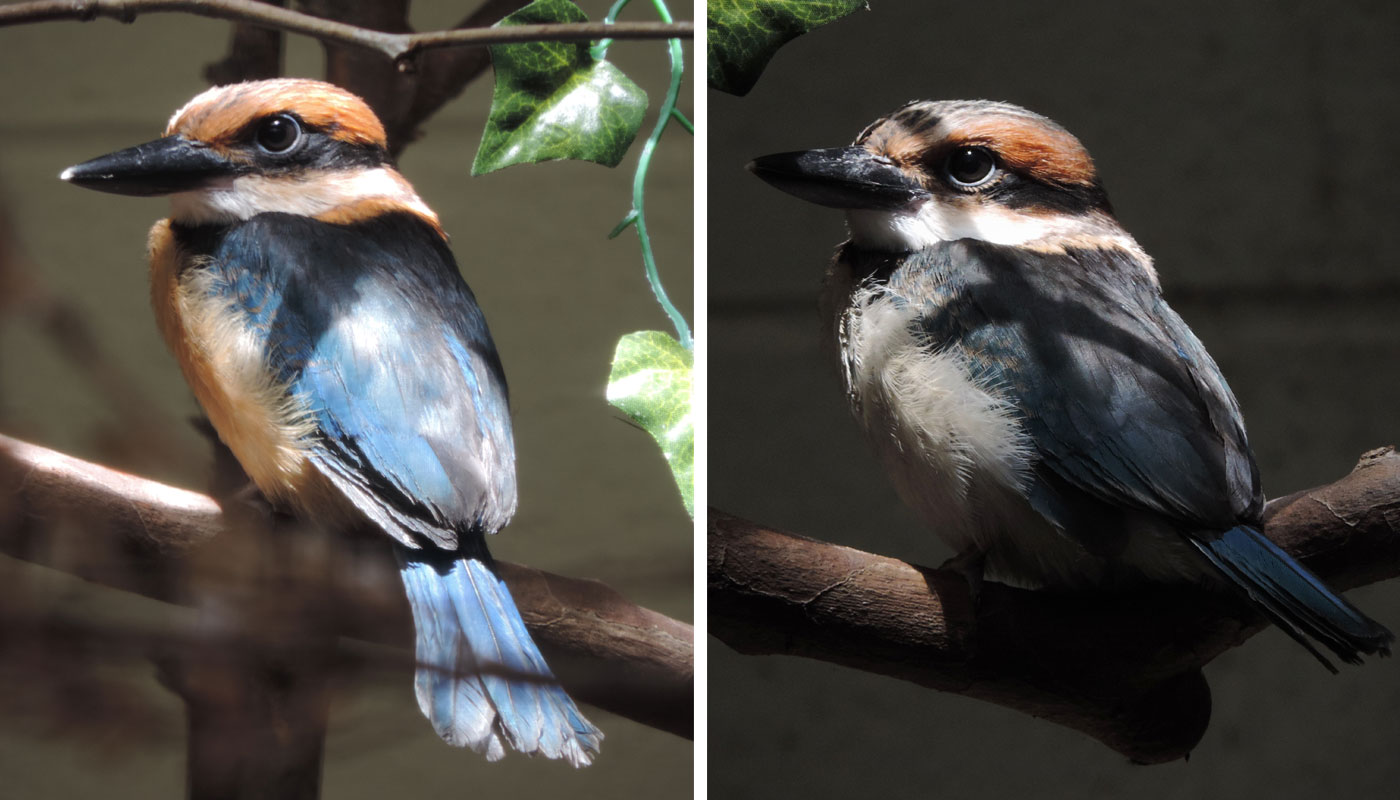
944, 147, 996, 187
255, 114, 301, 153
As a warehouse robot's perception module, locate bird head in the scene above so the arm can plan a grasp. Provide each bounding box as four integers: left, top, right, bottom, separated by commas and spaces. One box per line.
61, 79, 440, 233
750, 100, 1133, 256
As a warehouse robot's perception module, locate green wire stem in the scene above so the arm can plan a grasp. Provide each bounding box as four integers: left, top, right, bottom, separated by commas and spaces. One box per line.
593, 0, 692, 350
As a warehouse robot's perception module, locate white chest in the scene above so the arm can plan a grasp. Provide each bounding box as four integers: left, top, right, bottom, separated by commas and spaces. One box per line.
823, 264, 1032, 555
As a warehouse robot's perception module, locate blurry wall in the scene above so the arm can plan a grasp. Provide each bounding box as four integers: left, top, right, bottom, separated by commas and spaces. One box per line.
0, 2, 693, 797
710, 1, 1400, 797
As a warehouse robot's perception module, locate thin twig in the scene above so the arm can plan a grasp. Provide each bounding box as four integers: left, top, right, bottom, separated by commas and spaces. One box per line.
0, 0, 693, 65
385, 0, 532, 155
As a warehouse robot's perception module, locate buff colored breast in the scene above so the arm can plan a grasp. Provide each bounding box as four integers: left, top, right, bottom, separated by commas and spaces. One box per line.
147, 220, 321, 505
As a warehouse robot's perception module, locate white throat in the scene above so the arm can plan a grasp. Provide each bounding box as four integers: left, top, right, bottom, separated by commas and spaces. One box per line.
848, 197, 1154, 254
168, 167, 435, 225
845, 201, 1073, 253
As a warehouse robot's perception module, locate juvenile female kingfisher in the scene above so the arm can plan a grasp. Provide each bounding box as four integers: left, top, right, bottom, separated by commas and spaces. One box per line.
750, 99, 1393, 669
61, 78, 602, 764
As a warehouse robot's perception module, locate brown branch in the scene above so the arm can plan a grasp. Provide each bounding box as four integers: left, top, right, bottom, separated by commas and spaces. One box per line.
708, 447, 1400, 764
0, 433, 694, 739
298, 0, 414, 154
297, 0, 533, 157
384, 0, 533, 156
6, 0, 678, 155
0, 0, 692, 61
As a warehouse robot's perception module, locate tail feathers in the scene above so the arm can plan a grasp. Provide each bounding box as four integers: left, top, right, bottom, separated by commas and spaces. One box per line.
1190, 525, 1394, 672
399, 552, 603, 766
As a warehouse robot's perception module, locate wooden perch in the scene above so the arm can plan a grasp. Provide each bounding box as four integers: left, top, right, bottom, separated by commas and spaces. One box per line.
0, 433, 693, 739
708, 447, 1400, 764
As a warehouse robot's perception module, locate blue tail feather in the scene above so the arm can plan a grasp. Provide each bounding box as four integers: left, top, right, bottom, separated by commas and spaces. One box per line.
399, 550, 603, 765
443, 558, 544, 750
399, 556, 504, 758
1190, 525, 1393, 671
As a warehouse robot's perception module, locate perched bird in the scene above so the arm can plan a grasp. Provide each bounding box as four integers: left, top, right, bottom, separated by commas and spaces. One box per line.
749, 99, 1393, 669
61, 78, 602, 764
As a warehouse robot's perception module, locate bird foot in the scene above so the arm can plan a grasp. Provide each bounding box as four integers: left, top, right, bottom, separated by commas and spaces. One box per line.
231, 482, 276, 519
939, 548, 987, 608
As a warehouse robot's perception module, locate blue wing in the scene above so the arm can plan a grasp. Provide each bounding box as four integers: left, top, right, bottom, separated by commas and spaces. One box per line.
206, 211, 516, 546
884, 240, 1391, 666
896, 240, 1261, 533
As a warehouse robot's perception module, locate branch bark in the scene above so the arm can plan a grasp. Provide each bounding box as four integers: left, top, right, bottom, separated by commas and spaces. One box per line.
0, 433, 694, 739
708, 447, 1400, 764
298, 0, 533, 157
0, 0, 693, 62
381, 0, 533, 156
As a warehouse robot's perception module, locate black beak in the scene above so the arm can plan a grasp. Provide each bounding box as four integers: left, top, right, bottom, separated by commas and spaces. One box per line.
747, 147, 930, 210
60, 135, 237, 197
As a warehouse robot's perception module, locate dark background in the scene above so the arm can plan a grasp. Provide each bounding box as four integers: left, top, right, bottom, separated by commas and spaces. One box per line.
0, 2, 692, 796
710, 1, 1400, 797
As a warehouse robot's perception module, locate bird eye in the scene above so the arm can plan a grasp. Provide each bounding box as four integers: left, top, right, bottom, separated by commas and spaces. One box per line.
944, 147, 997, 188
255, 114, 301, 153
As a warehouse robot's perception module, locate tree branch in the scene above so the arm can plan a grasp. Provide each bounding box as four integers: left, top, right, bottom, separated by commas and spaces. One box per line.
296, 0, 533, 157
384, 0, 533, 156
0, 432, 694, 739
708, 447, 1400, 764
0, 0, 693, 64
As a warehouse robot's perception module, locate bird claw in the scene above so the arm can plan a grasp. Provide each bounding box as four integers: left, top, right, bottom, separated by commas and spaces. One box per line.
231, 482, 276, 519
939, 548, 987, 609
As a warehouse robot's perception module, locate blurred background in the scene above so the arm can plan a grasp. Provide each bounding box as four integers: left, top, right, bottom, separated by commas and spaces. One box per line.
0, 1, 692, 796
710, 1, 1400, 797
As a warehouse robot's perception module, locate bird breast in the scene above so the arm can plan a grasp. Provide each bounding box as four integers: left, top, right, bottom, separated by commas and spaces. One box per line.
148, 220, 321, 506
822, 254, 1034, 556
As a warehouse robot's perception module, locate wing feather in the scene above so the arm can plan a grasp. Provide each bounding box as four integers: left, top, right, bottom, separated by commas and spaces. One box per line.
207, 212, 516, 545
904, 240, 1260, 532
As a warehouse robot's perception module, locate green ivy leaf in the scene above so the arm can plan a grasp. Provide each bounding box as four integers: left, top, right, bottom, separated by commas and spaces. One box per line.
473, 0, 648, 175
607, 331, 694, 517
708, 0, 867, 95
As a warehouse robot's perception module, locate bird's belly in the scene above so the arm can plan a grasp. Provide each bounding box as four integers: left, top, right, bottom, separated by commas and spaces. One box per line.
179, 290, 319, 503
829, 278, 1204, 588
150, 234, 319, 505
836, 283, 1032, 552
828, 276, 1112, 586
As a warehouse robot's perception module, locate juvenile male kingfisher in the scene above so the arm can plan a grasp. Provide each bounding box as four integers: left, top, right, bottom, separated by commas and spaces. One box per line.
749, 99, 1393, 669
61, 78, 602, 764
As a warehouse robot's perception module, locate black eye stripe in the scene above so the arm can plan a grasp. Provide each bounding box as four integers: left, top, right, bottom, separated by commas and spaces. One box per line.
984, 177, 1114, 215
239, 127, 391, 173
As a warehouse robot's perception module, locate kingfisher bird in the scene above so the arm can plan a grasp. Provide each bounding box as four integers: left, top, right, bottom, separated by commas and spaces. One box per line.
61, 78, 602, 764
749, 99, 1393, 669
